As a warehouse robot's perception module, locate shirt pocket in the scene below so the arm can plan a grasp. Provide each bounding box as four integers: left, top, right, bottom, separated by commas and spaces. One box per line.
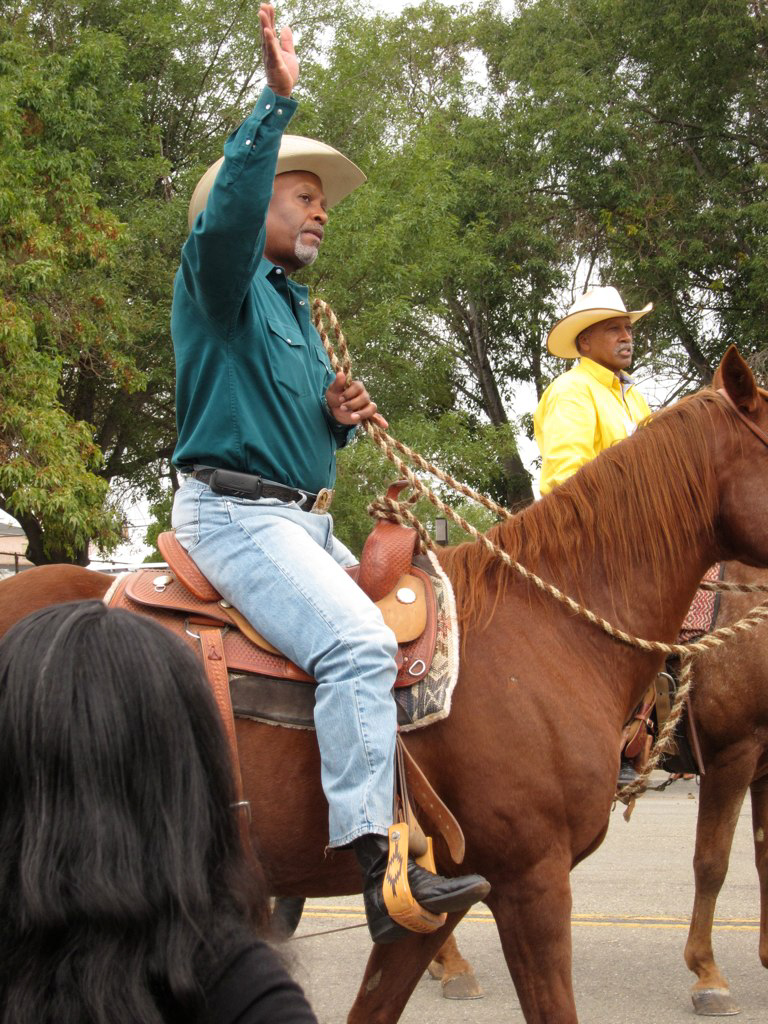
267, 317, 311, 397
313, 342, 335, 391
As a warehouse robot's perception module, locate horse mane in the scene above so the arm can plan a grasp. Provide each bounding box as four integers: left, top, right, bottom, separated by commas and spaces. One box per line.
439, 390, 730, 631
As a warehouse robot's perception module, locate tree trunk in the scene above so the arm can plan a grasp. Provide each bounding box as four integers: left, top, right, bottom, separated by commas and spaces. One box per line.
15, 512, 89, 566
451, 297, 534, 508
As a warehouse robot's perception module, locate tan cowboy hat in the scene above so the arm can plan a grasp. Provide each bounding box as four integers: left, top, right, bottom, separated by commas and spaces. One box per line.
547, 286, 653, 359
188, 135, 366, 230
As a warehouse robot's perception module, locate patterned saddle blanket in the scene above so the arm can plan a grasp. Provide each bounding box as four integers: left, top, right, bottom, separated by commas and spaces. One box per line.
678, 562, 723, 641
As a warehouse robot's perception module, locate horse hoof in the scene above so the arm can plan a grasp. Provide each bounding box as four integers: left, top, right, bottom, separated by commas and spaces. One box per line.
441, 970, 484, 1000
691, 988, 740, 1015
427, 960, 443, 980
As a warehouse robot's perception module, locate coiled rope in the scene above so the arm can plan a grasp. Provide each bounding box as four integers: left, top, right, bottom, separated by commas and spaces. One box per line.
312, 299, 768, 810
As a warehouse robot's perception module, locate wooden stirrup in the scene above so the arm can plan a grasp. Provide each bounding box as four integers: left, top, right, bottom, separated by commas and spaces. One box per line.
382, 823, 447, 935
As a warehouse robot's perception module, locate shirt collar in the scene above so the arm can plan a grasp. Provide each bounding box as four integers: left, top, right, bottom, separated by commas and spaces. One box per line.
259, 256, 285, 282
578, 356, 637, 391
260, 257, 310, 299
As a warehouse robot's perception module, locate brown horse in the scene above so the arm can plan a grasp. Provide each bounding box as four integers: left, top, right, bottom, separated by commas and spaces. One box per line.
678, 559, 768, 1015
2, 347, 768, 1023
414, 557, 768, 1014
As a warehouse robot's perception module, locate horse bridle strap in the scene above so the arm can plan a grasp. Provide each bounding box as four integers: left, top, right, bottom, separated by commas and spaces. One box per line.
717, 387, 768, 449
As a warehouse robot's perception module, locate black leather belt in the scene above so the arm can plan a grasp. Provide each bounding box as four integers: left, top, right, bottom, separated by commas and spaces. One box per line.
189, 467, 318, 509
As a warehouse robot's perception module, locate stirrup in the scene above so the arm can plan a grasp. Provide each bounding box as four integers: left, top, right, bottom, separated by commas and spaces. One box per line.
382, 823, 447, 934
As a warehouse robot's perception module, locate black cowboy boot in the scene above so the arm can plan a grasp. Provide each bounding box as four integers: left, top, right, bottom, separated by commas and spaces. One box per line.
353, 834, 490, 944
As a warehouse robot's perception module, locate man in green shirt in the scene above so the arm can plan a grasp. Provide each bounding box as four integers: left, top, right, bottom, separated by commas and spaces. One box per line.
170, 3, 489, 945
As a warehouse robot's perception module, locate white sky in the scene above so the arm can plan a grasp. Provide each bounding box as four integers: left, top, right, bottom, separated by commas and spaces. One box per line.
367, 0, 517, 12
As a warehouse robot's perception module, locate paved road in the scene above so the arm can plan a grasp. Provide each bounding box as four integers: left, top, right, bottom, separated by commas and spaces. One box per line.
282, 775, 766, 1022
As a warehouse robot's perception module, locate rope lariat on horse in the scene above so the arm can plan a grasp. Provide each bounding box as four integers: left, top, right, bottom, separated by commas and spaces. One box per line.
312, 299, 768, 814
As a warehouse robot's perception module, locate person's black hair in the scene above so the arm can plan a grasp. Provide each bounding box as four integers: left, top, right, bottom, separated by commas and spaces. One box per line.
0, 600, 267, 1024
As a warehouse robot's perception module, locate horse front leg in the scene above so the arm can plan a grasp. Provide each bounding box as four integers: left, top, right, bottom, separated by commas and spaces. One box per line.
346, 913, 466, 1024
750, 776, 768, 969
488, 863, 578, 1023
684, 763, 751, 1015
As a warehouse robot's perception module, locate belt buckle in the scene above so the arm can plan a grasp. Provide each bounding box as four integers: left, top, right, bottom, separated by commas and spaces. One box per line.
310, 488, 334, 514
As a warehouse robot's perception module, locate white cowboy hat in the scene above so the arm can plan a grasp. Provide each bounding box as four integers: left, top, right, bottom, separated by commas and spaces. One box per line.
187, 135, 366, 230
547, 286, 653, 359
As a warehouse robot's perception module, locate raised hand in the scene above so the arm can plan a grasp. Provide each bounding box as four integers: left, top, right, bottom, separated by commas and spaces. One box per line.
259, 3, 299, 98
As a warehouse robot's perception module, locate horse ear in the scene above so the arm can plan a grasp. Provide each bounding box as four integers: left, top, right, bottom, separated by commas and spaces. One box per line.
716, 345, 759, 413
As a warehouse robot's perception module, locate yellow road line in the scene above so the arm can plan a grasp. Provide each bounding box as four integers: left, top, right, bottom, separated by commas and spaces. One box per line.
296, 907, 758, 931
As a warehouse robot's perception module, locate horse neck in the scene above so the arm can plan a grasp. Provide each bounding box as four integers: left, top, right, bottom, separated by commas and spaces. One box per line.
511, 488, 717, 724
496, 398, 725, 645
534, 523, 715, 646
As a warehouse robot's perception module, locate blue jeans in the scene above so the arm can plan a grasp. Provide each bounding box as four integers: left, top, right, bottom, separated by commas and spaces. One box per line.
172, 477, 398, 846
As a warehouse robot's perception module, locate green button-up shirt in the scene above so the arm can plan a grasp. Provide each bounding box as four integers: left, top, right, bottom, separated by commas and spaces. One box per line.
172, 87, 353, 493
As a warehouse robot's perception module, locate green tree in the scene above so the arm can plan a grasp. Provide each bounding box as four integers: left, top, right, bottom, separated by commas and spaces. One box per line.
297, 1, 572, 511
0, 27, 141, 562
481, 0, 768, 391
14, 0, 763, 563
1, 0, 358, 562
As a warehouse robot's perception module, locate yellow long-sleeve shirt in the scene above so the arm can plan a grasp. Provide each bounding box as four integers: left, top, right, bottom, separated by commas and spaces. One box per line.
534, 357, 651, 495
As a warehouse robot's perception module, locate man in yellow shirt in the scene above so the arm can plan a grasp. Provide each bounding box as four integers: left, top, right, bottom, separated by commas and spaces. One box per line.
534, 286, 653, 786
534, 286, 653, 495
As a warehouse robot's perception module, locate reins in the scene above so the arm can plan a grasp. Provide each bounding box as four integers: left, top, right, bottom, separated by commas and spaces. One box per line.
312, 299, 768, 812
291, 920, 370, 940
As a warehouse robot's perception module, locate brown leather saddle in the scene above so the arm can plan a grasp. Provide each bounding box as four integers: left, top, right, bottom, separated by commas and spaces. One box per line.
108, 483, 439, 691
